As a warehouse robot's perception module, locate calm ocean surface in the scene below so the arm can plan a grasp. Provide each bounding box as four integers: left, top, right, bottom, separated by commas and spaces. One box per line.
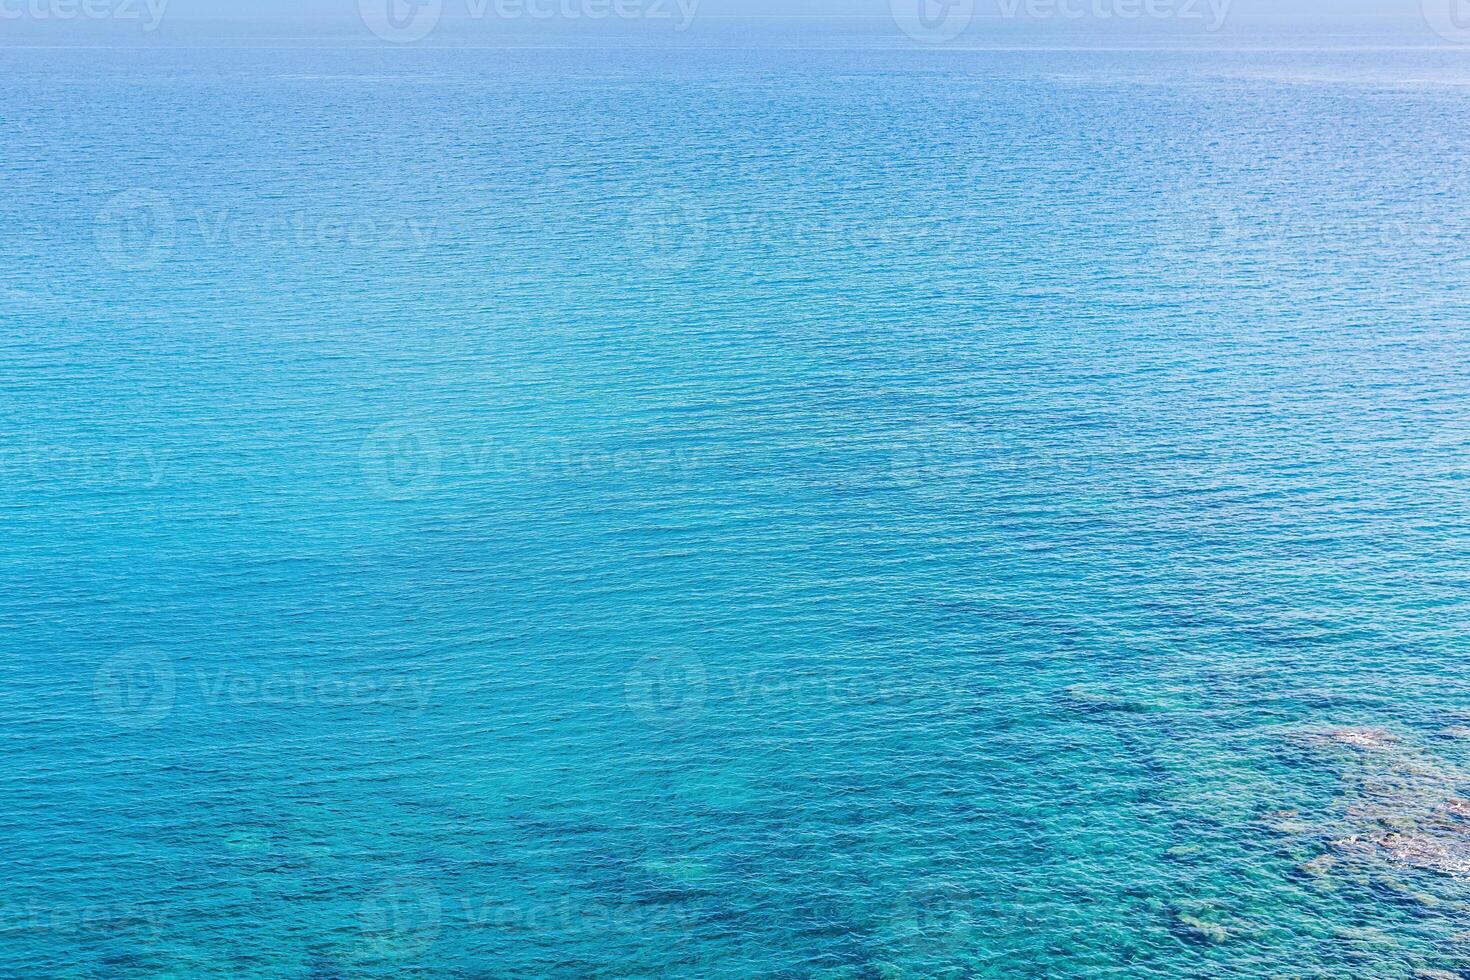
4, 30, 1470, 978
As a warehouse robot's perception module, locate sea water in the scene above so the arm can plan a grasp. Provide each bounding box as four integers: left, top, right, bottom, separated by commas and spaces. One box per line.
3, 31, 1470, 979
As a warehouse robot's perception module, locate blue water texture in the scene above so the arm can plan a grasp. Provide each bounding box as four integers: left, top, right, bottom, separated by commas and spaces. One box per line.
3, 34, 1470, 980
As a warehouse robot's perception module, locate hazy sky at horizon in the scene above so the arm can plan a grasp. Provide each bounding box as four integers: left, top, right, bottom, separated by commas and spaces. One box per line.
0, 0, 1460, 41
37, 0, 1446, 26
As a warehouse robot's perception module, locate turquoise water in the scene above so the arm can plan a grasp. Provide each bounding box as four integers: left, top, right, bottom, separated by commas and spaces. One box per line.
4, 34, 1470, 978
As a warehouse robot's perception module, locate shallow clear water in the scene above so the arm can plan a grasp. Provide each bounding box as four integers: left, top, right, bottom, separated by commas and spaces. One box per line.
4, 35, 1470, 979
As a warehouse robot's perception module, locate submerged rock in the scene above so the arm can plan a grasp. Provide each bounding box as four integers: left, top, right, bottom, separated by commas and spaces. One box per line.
1303, 727, 1402, 752
1387, 841, 1470, 878
1297, 854, 1337, 879
1058, 685, 1157, 715
1331, 924, 1392, 945
1338, 831, 1470, 877
1174, 913, 1229, 945
641, 857, 710, 885
1262, 809, 1313, 835
1283, 728, 1470, 883
1376, 875, 1441, 907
